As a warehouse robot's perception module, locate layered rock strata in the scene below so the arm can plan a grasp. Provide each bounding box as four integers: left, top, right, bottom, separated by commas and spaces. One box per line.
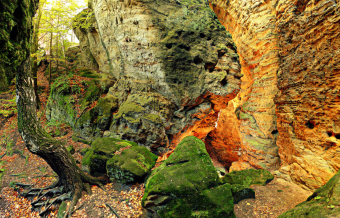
73, 0, 242, 161
211, 0, 340, 190
210, 0, 281, 172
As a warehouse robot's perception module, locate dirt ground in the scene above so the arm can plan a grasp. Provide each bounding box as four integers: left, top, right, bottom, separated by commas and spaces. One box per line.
234, 177, 311, 218
0, 65, 312, 217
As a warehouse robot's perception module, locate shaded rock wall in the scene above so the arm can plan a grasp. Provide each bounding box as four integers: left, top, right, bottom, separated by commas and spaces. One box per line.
73, 0, 242, 162
211, 0, 340, 190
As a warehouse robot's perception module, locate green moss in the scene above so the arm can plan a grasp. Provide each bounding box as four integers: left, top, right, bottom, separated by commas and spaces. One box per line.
67, 145, 75, 155
158, 183, 235, 218
106, 146, 158, 183
221, 169, 274, 186
142, 114, 162, 123
142, 136, 220, 205
72, 9, 96, 31
81, 137, 137, 176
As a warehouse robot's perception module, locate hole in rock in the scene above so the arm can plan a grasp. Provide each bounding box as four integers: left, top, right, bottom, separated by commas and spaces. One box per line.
200, 33, 206, 38
10, 25, 19, 41
178, 44, 190, 51
327, 131, 333, 137
193, 56, 203, 64
306, 120, 315, 129
204, 62, 217, 72
166, 43, 173, 49
176, 30, 184, 37
335, 134, 340, 139
271, 130, 278, 134
220, 77, 227, 87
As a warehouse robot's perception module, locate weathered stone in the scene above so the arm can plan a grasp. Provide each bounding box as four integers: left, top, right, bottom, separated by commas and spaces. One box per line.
142, 136, 220, 205
74, 0, 241, 156
73, 94, 118, 143
211, 0, 340, 190
157, 183, 236, 218
106, 145, 158, 183
81, 137, 136, 176
142, 136, 235, 217
210, 0, 281, 171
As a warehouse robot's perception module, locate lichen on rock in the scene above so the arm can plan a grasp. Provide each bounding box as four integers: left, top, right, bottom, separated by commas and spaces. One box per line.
106, 146, 158, 183
81, 137, 137, 176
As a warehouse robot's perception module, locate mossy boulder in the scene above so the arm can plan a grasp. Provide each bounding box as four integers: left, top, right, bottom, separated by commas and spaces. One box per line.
81, 137, 136, 176
142, 136, 221, 213
158, 183, 236, 218
106, 146, 158, 183
109, 92, 173, 154
46, 75, 103, 128
278, 169, 340, 217
73, 94, 118, 143
222, 169, 274, 186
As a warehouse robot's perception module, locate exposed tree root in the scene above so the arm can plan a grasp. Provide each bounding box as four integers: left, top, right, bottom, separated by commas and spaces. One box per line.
14, 174, 107, 217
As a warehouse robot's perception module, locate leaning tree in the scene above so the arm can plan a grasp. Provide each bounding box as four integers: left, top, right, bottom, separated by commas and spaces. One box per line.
0, 0, 105, 217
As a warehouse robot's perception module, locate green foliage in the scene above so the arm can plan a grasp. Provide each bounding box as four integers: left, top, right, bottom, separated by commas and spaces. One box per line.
72, 9, 96, 31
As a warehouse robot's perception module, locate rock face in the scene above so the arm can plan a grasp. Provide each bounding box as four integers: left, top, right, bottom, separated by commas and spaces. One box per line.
211, 0, 340, 190
73, 0, 242, 158
210, 0, 281, 173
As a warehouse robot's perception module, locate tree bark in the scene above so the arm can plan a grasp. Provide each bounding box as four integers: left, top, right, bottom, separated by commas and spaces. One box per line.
14, 1, 106, 216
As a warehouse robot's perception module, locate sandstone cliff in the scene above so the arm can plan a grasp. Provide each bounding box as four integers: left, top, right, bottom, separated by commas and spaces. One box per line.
211, 0, 340, 190
69, 0, 340, 192
69, 0, 242, 161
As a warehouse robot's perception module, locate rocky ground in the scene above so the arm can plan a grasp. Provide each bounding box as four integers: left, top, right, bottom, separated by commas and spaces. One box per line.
0, 64, 311, 217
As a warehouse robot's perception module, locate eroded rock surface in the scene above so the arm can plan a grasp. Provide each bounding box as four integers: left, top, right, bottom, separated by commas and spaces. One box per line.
211, 0, 340, 190
73, 0, 242, 157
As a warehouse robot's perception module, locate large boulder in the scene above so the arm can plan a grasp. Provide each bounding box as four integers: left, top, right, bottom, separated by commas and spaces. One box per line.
142, 136, 227, 216
81, 137, 137, 176
73, 0, 241, 156
106, 145, 158, 183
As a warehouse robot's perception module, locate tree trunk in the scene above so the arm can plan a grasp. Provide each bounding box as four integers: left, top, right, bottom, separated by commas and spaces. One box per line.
13, 1, 105, 216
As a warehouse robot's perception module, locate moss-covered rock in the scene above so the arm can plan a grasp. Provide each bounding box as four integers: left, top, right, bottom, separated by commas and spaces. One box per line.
73, 94, 118, 143
221, 169, 274, 186
46, 75, 104, 129
110, 92, 174, 154
81, 137, 136, 176
278, 169, 340, 217
142, 136, 220, 207
106, 146, 158, 183
158, 183, 236, 218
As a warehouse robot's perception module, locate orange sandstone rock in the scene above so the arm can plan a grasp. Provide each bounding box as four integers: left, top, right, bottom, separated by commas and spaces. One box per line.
211, 0, 340, 190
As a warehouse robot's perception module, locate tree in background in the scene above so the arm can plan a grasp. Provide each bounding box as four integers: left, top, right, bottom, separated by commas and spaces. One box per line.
31, 0, 84, 90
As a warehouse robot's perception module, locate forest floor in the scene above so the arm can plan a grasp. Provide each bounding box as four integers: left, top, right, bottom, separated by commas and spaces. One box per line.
0, 64, 311, 217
